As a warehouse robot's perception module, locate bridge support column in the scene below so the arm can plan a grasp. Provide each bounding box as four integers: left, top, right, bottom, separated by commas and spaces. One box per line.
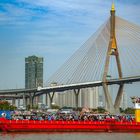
29, 93, 35, 109
48, 92, 55, 109
45, 93, 50, 108
23, 94, 27, 109
12, 99, 16, 106
74, 89, 80, 109
18, 99, 20, 108
114, 84, 124, 113
45, 94, 48, 106
102, 83, 115, 113
29, 96, 33, 109
25, 97, 28, 109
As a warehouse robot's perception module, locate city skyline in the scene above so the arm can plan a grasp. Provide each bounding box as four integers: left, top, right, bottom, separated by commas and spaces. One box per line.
0, 0, 140, 106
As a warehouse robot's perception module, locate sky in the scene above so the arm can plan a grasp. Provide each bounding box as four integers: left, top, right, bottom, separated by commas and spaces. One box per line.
0, 0, 140, 92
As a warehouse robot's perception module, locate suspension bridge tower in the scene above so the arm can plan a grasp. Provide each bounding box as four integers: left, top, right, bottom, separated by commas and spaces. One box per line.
102, 3, 124, 113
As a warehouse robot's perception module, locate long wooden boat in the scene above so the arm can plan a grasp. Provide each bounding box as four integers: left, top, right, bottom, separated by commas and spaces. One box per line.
0, 118, 140, 132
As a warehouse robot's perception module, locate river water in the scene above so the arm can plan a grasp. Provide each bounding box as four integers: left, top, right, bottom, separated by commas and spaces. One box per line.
0, 132, 140, 140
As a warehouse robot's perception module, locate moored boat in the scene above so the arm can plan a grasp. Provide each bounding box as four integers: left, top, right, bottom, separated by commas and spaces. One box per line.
1, 118, 140, 132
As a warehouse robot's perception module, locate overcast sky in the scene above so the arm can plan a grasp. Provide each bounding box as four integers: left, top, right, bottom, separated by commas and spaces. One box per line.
0, 0, 140, 90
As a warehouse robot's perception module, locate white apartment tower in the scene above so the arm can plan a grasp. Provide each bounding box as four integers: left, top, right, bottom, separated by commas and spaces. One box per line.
121, 91, 128, 110
50, 87, 99, 109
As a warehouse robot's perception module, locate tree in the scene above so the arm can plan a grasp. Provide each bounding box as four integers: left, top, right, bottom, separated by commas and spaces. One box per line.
51, 104, 60, 109
97, 107, 106, 113
0, 100, 16, 110
124, 107, 135, 114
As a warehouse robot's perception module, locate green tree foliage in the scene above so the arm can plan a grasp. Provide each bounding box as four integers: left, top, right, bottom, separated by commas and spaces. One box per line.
0, 100, 16, 110
51, 104, 60, 109
119, 107, 125, 113
26, 104, 30, 110
97, 107, 106, 113
124, 107, 135, 114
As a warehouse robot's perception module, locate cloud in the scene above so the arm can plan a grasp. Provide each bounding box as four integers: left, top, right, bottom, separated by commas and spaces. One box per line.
1, 0, 139, 31
0, 1, 49, 26
0, 0, 140, 89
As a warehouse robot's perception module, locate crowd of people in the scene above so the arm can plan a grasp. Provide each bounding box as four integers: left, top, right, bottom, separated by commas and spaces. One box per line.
5, 109, 134, 122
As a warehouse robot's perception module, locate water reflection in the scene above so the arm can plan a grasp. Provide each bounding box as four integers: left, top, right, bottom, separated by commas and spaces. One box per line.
0, 132, 140, 140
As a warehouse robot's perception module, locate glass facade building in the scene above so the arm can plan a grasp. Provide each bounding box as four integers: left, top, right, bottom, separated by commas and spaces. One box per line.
25, 55, 43, 89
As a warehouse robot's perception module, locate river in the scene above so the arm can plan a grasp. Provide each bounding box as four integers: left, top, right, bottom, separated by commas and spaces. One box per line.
0, 132, 140, 140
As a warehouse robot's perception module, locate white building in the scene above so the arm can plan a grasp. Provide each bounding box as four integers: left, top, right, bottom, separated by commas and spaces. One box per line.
121, 91, 128, 110
57, 87, 99, 108
80, 87, 99, 108
46, 87, 99, 109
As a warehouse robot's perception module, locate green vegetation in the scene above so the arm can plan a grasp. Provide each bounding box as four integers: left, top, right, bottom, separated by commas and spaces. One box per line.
97, 107, 106, 113
51, 104, 60, 109
124, 107, 135, 114
0, 100, 17, 110
120, 107, 135, 114
91, 107, 106, 113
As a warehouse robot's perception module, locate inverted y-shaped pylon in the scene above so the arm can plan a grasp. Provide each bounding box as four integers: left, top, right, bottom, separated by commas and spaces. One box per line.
102, 3, 124, 113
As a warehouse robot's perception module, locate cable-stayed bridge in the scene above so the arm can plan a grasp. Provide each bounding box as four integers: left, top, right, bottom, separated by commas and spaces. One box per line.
0, 75, 140, 112
46, 18, 140, 85
0, 4, 140, 113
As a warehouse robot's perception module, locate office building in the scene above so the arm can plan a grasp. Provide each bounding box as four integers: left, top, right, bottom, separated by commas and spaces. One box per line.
25, 55, 43, 103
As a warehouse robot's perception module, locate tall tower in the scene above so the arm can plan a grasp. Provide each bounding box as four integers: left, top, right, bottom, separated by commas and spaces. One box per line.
25, 55, 43, 104
25, 55, 43, 89
102, 3, 124, 113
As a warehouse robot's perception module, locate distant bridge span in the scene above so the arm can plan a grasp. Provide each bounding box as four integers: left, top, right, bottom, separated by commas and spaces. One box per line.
0, 75, 140, 95
35, 75, 140, 96
0, 95, 29, 99
0, 88, 37, 95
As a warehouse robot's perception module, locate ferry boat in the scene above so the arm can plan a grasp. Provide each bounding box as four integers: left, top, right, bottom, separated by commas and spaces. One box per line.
0, 118, 140, 132
0, 97, 140, 132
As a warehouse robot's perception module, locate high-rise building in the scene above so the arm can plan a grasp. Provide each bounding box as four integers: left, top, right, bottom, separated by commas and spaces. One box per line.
25, 55, 43, 88
80, 87, 99, 108
56, 90, 75, 108
55, 87, 99, 108
25, 55, 43, 103
121, 91, 128, 110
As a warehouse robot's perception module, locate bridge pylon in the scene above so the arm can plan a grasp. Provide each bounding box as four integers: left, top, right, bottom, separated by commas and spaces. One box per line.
102, 3, 124, 113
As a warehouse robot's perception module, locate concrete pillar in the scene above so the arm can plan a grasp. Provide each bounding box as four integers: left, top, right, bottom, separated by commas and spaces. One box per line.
48, 92, 55, 108
114, 84, 124, 113
23, 94, 28, 109
23, 94, 26, 109
25, 97, 28, 109
102, 83, 115, 113
12, 99, 16, 106
18, 99, 20, 108
29, 93, 36, 109
45, 94, 48, 106
74, 89, 80, 109
29, 95, 34, 109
